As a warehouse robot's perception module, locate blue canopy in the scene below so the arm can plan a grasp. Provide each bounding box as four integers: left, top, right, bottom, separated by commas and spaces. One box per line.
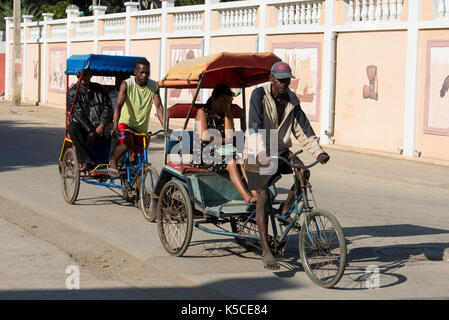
65, 54, 146, 76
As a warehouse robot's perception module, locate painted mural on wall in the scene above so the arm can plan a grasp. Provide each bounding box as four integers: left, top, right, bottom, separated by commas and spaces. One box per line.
168, 44, 202, 106
424, 41, 449, 135
272, 42, 321, 121
101, 47, 125, 85
48, 47, 66, 93
363, 65, 378, 101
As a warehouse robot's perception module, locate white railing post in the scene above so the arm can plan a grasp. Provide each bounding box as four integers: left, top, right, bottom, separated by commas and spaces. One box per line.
320, 0, 337, 145
203, 0, 219, 103
125, 2, 139, 56
390, 0, 397, 21
354, 0, 361, 22
41, 13, 53, 104
375, 0, 382, 21
347, 0, 354, 23
4, 17, 13, 99
93, 6, 107, 54
402, 0, 420, 157
159, 0, 175, 106
66, 7, 80, 62
382, 0, 390, 21
22, 15, 33, 100
258, 0, 267, 53
368, 0, 375, 22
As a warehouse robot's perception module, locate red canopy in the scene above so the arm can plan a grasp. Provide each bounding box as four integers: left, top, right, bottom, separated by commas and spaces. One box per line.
158, 52, 281, 89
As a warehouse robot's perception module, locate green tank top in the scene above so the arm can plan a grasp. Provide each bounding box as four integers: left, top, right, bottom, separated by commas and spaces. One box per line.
118, 76, 158, 133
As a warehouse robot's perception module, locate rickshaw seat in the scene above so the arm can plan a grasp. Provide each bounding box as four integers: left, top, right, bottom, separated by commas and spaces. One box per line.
166, 161, 212, 173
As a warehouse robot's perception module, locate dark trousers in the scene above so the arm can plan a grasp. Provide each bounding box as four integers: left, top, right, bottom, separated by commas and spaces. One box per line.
67, 122, 117, 164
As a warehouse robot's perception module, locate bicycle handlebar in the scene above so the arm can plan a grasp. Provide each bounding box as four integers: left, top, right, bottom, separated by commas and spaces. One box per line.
147, 129, 164, 137
272, 154, 322, 170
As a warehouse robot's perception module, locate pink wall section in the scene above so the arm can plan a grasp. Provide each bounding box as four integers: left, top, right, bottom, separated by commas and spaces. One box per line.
25, 43, 40, 103
267, 34, 324, 136
130, 39, 160, 81
334, 31, 407, 153
416, 30, 449, 161
46, 43, 68, 106
421, 0, 436, 21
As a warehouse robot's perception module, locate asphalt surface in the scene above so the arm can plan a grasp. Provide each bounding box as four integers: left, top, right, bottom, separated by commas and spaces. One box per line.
0, 101, 448, 300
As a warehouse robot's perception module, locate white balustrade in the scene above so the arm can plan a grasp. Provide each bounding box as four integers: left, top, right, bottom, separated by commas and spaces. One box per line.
173, 12, 203, 32
437, 0, 449, 20
103, 17, 126, 35
276, 1, 322, 27
76, 20, 94, 38
50, 23, 67, 40
346, 0, 404, 23
220, 7, 257, 29
29, 26, 41, 40
136, 14, 161, 34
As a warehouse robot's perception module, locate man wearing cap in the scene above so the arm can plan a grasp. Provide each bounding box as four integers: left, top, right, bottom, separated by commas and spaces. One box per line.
244, 61, 330, 270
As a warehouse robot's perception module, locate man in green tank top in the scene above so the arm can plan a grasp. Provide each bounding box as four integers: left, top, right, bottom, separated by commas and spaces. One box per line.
108, 58, 164, 176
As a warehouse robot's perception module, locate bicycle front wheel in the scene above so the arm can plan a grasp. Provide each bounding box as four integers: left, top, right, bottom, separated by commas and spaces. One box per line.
156, 180, 193, 257
140, 166, 159, 222
299, 210, 347, 288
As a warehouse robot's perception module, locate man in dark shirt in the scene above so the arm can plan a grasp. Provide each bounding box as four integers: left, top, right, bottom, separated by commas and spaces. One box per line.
66, 69, 114, 171
245, 62, 330, 270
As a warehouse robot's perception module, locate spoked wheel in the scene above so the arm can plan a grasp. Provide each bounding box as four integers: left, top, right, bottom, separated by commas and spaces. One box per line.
299, 210, 347, 288
139, 166, 159, 222
156, 180, 193, 256
231, 217, 262, 252
61, 148, 80, 204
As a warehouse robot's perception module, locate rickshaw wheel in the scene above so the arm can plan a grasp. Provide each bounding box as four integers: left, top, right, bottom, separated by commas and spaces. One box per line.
299, 210, 347, 288
157, 180, 193, 257
61, 148, 80, 204
139, 166, 159, 222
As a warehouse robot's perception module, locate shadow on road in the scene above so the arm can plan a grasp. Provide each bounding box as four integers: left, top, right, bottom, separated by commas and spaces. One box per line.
0, 119, 163, 173
343, 224, 449, 238
337, 223, 449, 290
0, 275, 300, 300
0, 120, 65, 172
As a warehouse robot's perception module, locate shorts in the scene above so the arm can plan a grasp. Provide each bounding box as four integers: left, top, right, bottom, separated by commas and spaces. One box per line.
245, 151, 301, 191
118, 123, 144, 155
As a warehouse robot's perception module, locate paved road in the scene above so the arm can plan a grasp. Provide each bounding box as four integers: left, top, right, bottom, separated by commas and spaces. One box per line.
1, 102, 448, 300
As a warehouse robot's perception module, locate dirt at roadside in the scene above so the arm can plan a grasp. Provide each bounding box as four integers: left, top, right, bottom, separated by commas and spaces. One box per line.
0, 196, 229, 299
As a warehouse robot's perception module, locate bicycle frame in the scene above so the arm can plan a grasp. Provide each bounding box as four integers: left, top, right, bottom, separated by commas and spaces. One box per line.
81, 132, 150, 191
233, 158, 320, 247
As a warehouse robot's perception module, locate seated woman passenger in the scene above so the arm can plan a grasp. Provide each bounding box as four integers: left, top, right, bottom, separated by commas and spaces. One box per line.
193, 84, 256, 207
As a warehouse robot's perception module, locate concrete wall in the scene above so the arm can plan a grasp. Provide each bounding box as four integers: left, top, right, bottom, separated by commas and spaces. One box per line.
3, 0, 449, 163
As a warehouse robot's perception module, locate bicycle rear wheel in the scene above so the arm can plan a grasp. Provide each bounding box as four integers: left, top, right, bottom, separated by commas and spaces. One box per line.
299, 210, 347, 288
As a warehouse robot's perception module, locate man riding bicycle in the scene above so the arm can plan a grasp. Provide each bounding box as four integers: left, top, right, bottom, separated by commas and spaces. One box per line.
244, 61, 330, 270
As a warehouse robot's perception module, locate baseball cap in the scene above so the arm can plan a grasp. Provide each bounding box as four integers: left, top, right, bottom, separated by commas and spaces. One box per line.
271, 62, 295, 79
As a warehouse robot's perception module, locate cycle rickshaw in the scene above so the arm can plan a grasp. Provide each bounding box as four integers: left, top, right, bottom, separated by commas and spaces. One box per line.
59, 54, 161, 220
154, 52, 347, 288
